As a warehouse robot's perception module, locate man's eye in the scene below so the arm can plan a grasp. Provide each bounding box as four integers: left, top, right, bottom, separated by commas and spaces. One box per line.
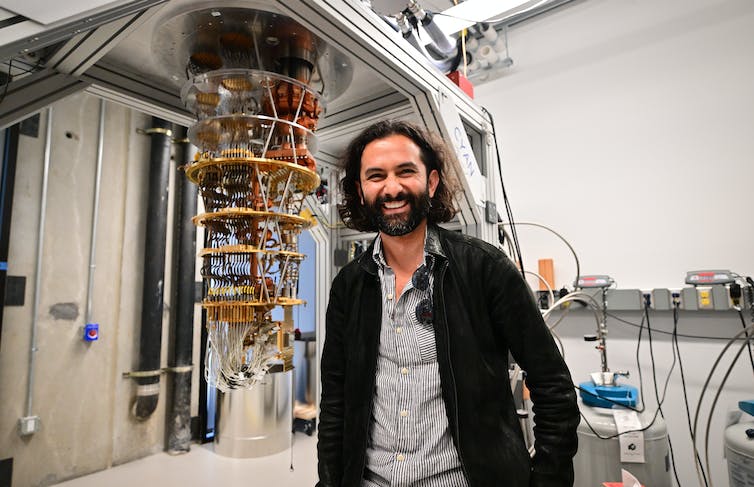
366, 174, 384, 180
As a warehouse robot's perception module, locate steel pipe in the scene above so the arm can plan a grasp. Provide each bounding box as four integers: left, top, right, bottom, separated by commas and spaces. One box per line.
133, 117, 172, 420
26, 107, 53, 419
166, 125, 197, 452
85, 100, 105, 325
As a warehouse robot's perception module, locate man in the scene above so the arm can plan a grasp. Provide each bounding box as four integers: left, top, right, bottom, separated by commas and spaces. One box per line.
318, 120, 579, 487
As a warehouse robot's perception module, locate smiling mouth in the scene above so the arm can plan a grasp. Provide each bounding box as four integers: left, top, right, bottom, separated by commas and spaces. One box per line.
382, 200, 408, 210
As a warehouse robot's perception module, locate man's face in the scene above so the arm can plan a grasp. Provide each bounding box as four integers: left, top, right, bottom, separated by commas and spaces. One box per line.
358, 134, 439, 237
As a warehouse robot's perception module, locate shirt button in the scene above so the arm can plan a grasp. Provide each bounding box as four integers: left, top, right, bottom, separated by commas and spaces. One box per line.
400, 410, 408, 417
387, 293, 393, 300
396, 453, 405, 462
400, 367, 409, 375
395, 327, 402, 334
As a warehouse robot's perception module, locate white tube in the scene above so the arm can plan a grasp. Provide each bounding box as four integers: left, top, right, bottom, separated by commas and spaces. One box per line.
494, 36, 507, 54
482, 25, 498, 42
478, 44, 499, 65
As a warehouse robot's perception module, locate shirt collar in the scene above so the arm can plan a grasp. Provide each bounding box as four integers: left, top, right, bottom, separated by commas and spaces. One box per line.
371, 227, 436, 270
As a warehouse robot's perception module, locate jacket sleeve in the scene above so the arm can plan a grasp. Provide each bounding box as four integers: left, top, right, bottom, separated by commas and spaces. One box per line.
486, 254, 579, 487
316, 274, 347, 487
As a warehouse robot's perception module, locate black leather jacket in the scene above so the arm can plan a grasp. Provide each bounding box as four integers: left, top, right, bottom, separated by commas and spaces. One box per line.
318, 225, 579, 487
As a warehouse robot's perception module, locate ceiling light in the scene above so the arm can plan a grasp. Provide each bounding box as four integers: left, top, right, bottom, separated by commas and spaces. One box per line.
433, 0, 540, 36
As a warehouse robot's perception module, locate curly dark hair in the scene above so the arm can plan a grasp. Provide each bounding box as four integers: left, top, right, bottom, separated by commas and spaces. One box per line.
337, 120, 460, 232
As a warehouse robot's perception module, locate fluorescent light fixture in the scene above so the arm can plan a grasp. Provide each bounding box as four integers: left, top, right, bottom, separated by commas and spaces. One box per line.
433, 0, 545, 36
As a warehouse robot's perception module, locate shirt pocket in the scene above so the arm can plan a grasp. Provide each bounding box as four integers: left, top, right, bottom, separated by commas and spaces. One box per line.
415, 322, 437, 363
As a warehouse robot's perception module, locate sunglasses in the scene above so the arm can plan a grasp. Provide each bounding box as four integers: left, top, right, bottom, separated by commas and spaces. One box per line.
412, 264, 433, 325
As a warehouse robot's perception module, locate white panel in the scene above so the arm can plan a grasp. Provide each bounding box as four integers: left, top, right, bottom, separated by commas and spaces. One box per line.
0, 0, 125, 25
1, 7, 17, 20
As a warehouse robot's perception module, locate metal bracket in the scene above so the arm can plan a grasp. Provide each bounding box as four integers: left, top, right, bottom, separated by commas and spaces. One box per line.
122, 365, 193, 379
136, 127, 173, 137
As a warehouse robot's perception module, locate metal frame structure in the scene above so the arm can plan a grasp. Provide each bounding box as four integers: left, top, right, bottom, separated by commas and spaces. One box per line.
0, 0, 506, 419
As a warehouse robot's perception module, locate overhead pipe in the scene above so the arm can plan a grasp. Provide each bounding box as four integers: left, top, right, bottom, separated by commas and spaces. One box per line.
166, 125, 197, 452
132, 117, 172, 421
24, 107, 53, 428
407, 0, 456, 56
84, 100, 106, 328
394, 3, 461, 73
396, 12, 460, 73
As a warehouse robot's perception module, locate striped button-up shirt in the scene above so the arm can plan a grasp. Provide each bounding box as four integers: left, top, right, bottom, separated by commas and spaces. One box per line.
362, 233, 468, 487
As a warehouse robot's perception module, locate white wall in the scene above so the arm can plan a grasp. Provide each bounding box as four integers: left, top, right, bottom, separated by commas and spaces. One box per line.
474, 1, 754, 486
475, 0, 754, 291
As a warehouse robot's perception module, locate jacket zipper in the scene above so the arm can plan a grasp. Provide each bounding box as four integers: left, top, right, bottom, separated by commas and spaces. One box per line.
437, 260, 472, 484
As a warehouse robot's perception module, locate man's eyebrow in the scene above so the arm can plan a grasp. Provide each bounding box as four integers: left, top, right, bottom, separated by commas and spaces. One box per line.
363, 167, 385, 177
395, 161, 420, 170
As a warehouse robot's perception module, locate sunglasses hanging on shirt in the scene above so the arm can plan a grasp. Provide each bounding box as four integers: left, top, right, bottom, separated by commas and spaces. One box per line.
412, 264, 430, 291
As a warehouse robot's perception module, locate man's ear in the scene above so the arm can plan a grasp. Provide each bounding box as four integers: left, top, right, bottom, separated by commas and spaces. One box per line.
428, 169, 439, 198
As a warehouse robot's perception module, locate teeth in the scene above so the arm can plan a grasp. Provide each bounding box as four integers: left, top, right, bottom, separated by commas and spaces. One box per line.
383, 201, 405, 209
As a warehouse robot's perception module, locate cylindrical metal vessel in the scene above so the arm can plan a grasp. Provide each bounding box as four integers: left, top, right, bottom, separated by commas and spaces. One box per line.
725, 420, 754, 486
214, 369, 292, 458
574, 405, 672, 487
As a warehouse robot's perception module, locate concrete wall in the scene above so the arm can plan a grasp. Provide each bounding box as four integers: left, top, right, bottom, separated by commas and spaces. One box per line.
473, 0, 754, 485
0, 92, 192, 486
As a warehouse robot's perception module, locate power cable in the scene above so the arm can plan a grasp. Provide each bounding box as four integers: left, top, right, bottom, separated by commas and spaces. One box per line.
735, 307, 754, 375
499, 221, 581, 288
605, 311, 751, 341
692, 323, 754, 487
481, 106, 525, 276
644, 302, 681, 486
632, 309, 647, 413
671, 301, 709, 487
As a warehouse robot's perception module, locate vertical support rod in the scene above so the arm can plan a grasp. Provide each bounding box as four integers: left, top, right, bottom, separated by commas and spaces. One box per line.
166, 126, 197, 453
133, 118, 172, 420
85, 100, 105, 325
26, 107, 53, 418
599, 287, 609, 374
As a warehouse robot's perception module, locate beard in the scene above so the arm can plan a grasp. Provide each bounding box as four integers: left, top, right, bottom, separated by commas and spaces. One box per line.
364, 189, 431, 236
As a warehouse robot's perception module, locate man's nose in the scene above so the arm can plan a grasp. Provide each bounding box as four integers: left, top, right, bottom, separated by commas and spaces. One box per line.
383, 174, 402, 196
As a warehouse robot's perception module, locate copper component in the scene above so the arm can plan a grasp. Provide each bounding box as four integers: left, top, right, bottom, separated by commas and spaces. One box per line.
196, 92, 221, 108
271, 19, 317, 83
264, 147, 316, 171
220, 32, 254, 52
219, 148, 254, 159
221, 76, 254, 92
189, 51, 223, 73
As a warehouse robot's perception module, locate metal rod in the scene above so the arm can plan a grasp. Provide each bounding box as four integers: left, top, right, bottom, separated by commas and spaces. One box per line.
26, 106, 53, 417
599, 287, 609, 373
85, 100, 106, 325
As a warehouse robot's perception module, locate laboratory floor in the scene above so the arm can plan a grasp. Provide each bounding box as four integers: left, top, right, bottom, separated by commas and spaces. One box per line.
52, 433, 318, 487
